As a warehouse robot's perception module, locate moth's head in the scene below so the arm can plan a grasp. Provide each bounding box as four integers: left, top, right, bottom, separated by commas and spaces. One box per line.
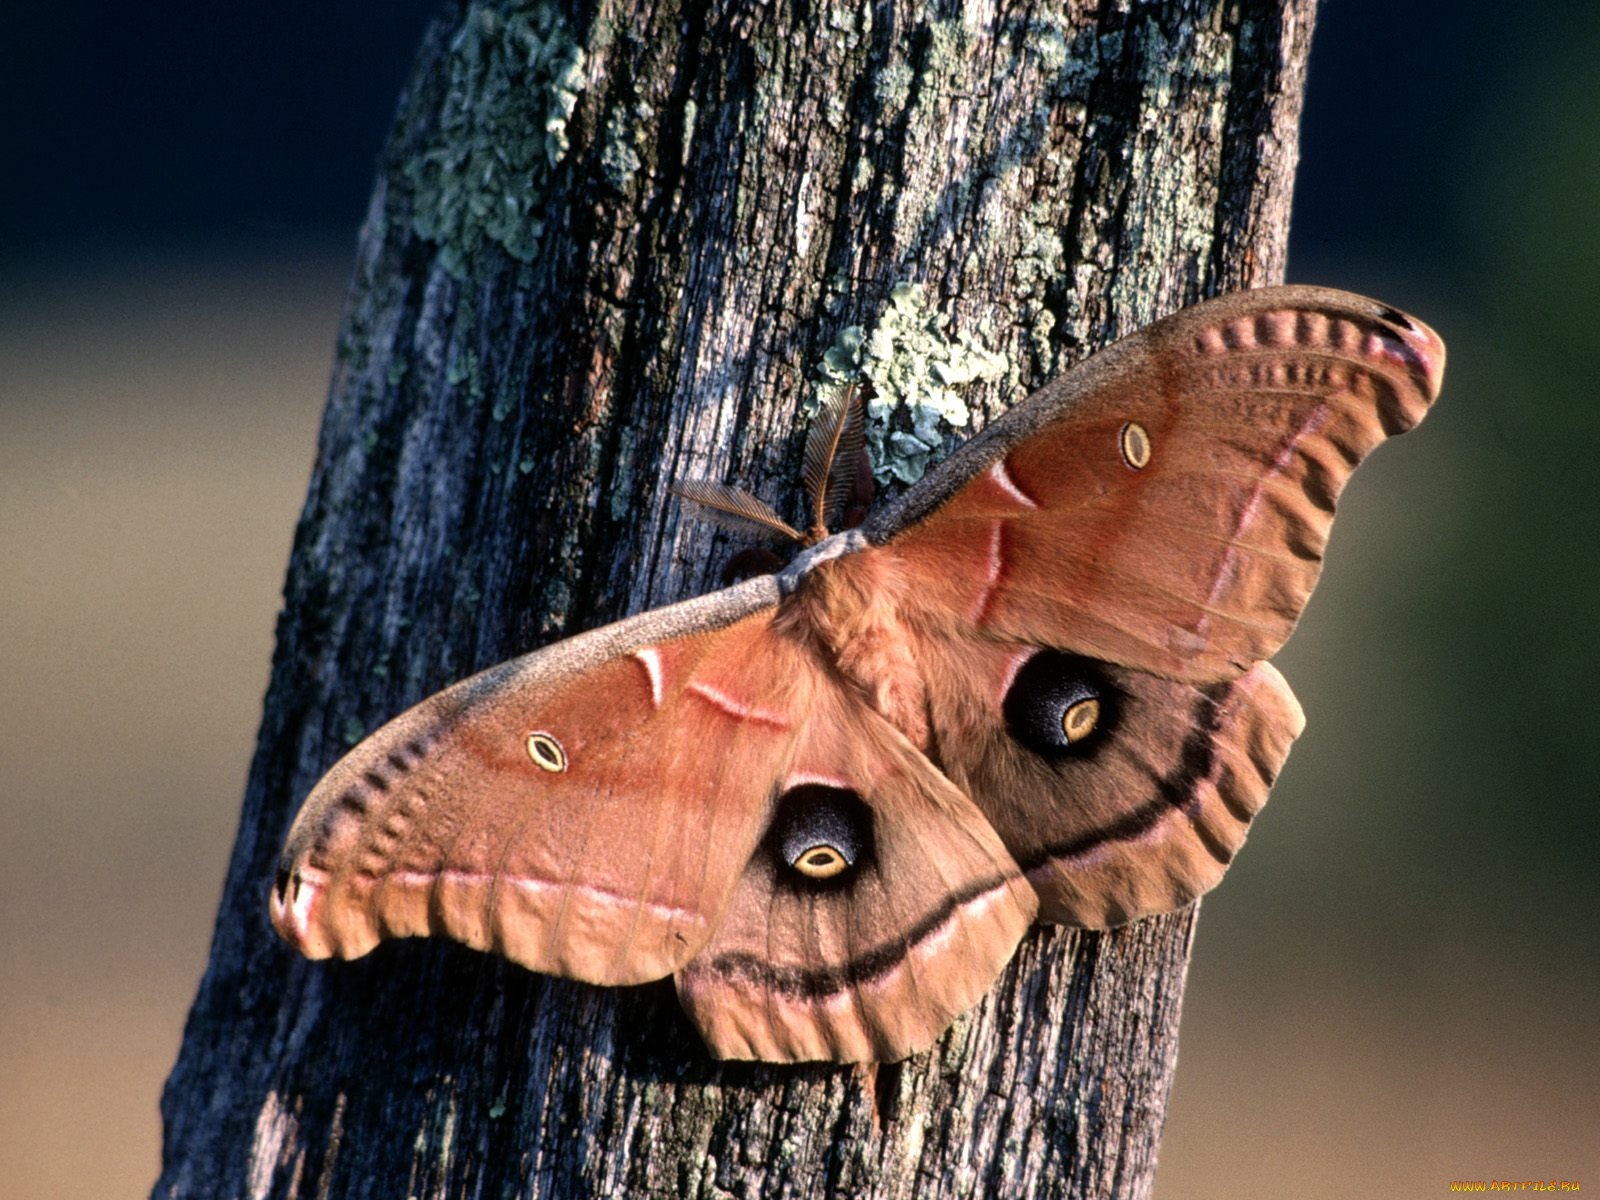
669, 381, 876, 577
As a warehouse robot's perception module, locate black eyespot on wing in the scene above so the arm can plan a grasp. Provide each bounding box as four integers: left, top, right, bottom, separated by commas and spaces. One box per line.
767, 784, 873, 885
1003, 650, 1118, 758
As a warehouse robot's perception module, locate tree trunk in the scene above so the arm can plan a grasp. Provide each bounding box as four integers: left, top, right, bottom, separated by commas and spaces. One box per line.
158, 1, 1315, 1196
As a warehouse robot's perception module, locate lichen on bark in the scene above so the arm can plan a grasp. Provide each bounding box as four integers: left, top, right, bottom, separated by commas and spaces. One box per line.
407, 0, 587, 277
814, 281, 1008, 484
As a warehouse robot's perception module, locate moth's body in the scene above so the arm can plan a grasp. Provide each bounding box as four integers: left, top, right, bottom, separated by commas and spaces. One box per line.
270, 287, 1444, 1062
780, 545, 932, 751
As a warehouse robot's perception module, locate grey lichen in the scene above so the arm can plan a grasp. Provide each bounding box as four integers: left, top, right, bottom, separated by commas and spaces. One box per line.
1023, 17, 1073, 74
1011, 206, 1071, 374
851, 156, 874, 192
814, 283, 1007, 484
445, 348, 475, 386
680, 97, 698, 166
873, 61, 915, 113
406, 2, 587, 279
601, 102, 649, 192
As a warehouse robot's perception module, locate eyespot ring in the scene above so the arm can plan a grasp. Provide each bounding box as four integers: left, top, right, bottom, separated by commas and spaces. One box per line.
1002, 649, 1116, 757
1062, 697, 1101, 744
791, 844, 849, 879
1119, 421, 1152, 470
525, 731, 567, 773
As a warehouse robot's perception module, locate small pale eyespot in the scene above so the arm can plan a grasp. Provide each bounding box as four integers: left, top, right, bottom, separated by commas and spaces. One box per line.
525, 731, 567, 773
1119, 421, 1152, 470
792, 844, 849, 879
1062, 697, 1101, 744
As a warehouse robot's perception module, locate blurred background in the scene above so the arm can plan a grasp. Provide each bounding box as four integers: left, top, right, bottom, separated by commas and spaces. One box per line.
2, 2, 1594, 1196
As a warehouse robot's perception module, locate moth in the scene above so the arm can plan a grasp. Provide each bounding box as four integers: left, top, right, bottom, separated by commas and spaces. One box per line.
271, 286, 1444, 1063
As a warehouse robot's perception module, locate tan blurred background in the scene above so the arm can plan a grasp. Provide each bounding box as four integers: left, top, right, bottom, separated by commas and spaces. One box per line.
3, 3, 1597, 1198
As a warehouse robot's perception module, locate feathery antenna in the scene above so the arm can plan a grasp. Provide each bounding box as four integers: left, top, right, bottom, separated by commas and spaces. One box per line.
802, 383, 865, 541
669, 480, 805, 544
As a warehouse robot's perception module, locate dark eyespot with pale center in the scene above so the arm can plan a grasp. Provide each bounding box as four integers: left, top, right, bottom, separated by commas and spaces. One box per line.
1003, 650, 1117, 757
768, 784, 871, 885
525, 731, 567, 773
1119, 421, 1152, 470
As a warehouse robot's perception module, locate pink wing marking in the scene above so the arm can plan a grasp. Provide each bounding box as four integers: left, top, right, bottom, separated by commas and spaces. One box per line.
986, 459, 1040, 509
992, 645, 1035, 709
685, 681, 793, 729
270, 865, 330, 945
633, 647, 665, 709
1168, 402, 1331, 658
782, 771, 855, 791
388, 867, 705, 926
969, 521, 1006, 626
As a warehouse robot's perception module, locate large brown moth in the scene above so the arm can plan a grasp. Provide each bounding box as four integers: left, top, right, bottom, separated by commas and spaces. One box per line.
271, 286, 1444, 1063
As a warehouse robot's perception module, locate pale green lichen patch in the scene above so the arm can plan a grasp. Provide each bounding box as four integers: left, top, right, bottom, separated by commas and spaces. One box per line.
537, 522, 584, 635
1020, 12, 1105, 91
813, 283, 1006, 484
874, 61, 915, 113
1008, 202, 1072, 374
679, 97, 698, 166
407, 2, 587, 279
1023, 17, 1072, 74
601, 101, 651, 192
923, 17, 968, 78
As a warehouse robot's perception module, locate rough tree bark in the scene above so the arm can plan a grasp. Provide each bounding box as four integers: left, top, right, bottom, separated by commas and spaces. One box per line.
159, 1, 1316, 1195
